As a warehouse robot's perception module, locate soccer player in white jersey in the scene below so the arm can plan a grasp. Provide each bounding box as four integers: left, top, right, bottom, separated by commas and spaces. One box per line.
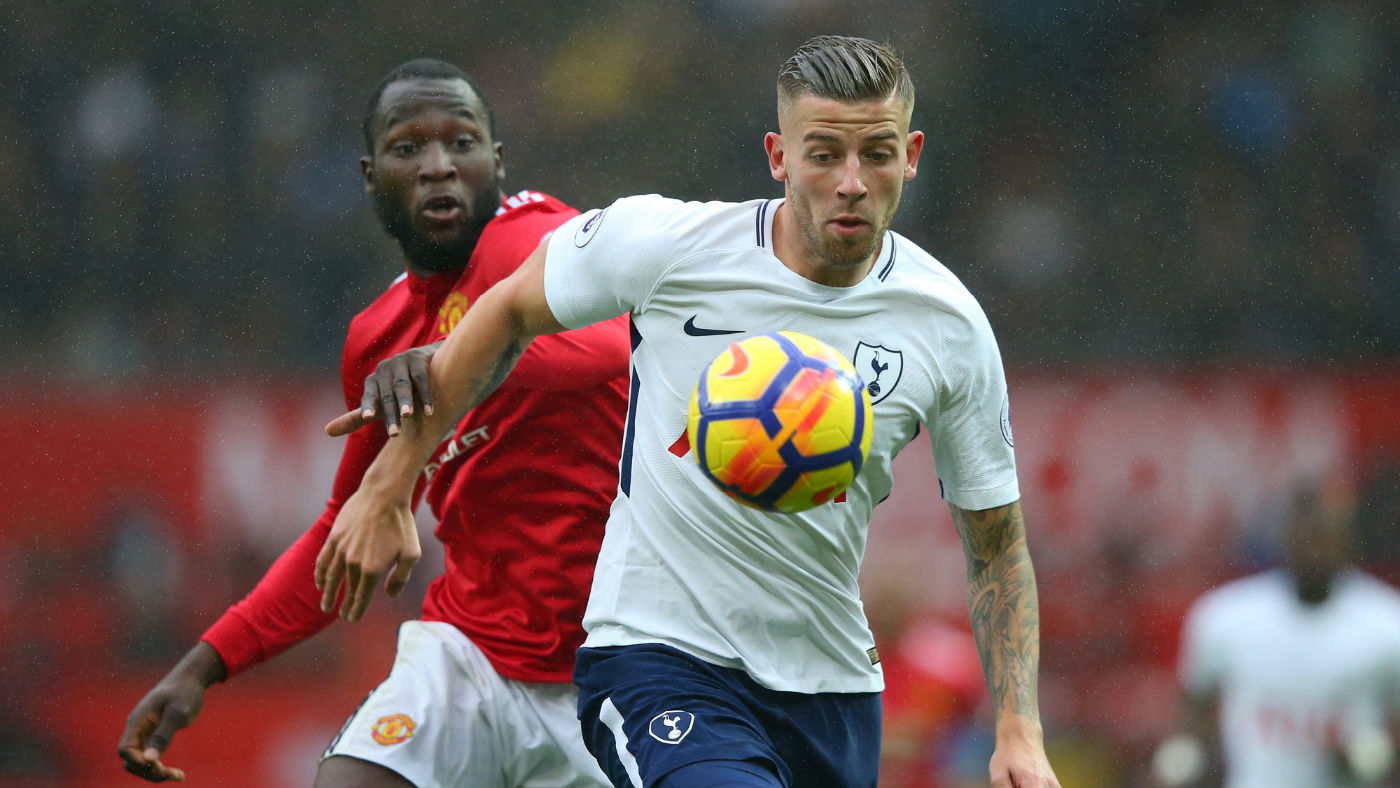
1157, 483, 1400, 788
318, 36, 1060, 788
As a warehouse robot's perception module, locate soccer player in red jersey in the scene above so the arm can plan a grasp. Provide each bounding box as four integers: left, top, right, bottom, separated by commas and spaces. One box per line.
117, 59, 628, 787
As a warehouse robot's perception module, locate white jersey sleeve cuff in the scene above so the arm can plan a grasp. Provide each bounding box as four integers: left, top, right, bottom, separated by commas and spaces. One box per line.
941, 479, 1021, 512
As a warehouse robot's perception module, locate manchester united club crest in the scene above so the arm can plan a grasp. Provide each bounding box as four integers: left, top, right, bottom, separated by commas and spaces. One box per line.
371, 713, 416, 745
437, 292, 471, 336
853, 342, 903, 405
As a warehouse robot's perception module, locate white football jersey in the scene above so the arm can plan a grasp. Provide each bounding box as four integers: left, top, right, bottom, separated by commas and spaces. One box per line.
543, 195, 1019, 693
1180, 569, 1400, 788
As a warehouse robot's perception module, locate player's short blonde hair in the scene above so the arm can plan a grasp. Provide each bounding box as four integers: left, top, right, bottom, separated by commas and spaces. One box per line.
777, 35, 914, 112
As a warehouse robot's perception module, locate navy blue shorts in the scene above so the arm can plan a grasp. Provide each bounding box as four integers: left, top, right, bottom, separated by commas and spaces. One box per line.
574, 643, 880, 788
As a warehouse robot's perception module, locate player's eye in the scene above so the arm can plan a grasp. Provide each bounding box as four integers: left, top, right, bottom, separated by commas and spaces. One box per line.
391, 141, 418, 157
811, 152, 834, 163
865, 151, 892, 162
454, 137, 475, 151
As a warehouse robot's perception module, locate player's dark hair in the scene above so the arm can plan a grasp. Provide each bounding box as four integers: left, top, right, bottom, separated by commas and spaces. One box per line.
362, 58, 497, 154
777, 35, 913, 111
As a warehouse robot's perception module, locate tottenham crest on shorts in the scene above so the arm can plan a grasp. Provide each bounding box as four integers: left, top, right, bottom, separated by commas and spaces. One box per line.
853, 342, 903, 404
648, 710, 695, 744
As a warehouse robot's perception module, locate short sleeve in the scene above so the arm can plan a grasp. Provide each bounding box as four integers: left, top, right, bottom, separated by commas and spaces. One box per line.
544, 194, 687, 329
926, 302, 1020, 511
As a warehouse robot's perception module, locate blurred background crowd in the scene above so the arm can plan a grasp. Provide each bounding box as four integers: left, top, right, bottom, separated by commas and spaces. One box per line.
6, 0, 1398, 374
3, 0, 1398, 786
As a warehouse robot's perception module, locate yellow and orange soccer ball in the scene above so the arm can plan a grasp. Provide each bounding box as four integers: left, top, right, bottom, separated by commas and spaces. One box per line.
687, 331, 873, 513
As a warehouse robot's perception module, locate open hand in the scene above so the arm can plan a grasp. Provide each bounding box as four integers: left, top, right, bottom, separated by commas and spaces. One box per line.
314, 487, 421, 621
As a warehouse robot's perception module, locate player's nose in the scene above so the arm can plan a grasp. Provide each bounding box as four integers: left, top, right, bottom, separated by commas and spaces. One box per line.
836, 153, 866, 198
419, 142, 456, 180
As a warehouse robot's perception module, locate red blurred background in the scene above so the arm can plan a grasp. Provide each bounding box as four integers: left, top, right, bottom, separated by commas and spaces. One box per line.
6, 368, 1397, 786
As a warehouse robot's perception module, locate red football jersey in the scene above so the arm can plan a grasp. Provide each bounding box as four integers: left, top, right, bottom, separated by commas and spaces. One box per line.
202, 191, 629, 682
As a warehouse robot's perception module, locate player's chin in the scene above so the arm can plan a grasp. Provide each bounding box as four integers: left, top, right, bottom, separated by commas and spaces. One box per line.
406, 232, 473, 272
821, 237, 878, 268
414, 214, 469, 242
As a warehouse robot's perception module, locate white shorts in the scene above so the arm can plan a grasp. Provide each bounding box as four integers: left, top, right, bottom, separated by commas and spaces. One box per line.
322, 620, 609, 788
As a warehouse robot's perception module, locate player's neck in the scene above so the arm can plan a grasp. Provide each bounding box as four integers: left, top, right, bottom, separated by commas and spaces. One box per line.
772, 203, 878, 288
404, 258, 467, 280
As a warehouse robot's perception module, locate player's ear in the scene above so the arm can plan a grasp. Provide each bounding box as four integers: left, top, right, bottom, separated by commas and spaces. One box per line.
493, 141, 506, 182
765, 132, 787, 181
361, 156, 376, 194
903, 131, 924, 181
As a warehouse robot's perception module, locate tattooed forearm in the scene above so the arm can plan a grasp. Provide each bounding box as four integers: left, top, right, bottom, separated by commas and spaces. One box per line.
464, 336, 526, 412
950, 500, 1042, 724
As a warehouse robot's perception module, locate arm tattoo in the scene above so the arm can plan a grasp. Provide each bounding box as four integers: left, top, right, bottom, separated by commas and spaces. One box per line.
950, 502, 1042, 723
463, 337, 527, 412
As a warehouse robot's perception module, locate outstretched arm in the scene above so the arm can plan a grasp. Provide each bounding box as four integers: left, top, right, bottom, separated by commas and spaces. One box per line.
315, 240, 567, 621
949, 499, 1060, 788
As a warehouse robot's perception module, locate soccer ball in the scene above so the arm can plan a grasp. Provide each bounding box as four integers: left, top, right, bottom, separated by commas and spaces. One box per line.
687, 331, 873, 513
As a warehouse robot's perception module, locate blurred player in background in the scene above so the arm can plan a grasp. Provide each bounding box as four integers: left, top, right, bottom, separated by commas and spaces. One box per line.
1156, 481, 1400, 788
116, 58, 628, 787
320, 36, 1058, 788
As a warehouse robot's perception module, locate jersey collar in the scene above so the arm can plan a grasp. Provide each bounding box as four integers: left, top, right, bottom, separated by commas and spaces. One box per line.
756, 198, 897, 286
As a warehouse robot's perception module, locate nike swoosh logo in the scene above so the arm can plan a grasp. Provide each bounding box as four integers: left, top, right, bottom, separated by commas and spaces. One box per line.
683, 316, 744, 336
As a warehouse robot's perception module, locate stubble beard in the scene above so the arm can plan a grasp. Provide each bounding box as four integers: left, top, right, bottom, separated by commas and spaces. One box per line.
374, 182, 502, 274
788, 189, 893, 272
